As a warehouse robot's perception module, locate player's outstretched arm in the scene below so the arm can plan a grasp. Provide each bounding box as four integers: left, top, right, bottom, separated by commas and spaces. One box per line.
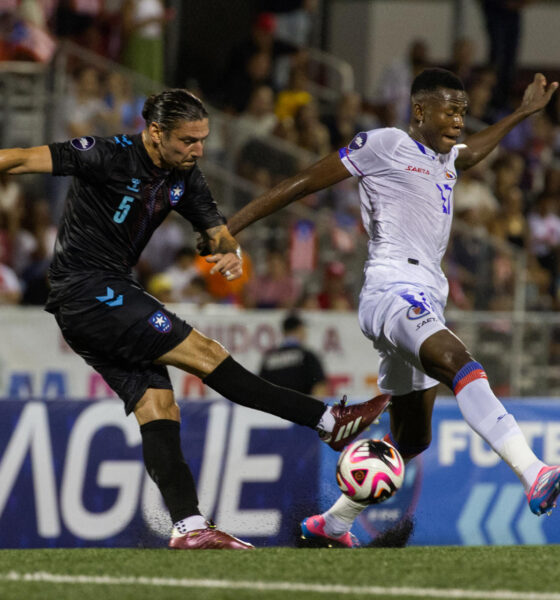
0, 146, 53, 174
456, 73, 558, 171
227, 151, 351, 236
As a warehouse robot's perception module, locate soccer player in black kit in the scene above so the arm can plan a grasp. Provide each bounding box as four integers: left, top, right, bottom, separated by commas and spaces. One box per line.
0, 89, 390, 550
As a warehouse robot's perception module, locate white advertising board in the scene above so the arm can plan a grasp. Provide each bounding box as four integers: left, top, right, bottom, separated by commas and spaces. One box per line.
0, 306, 381, 400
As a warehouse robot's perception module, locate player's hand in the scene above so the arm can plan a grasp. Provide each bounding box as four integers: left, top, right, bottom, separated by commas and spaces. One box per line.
195, 232, 214, 256
206, 252, 243, 280
518, 73, 558, 116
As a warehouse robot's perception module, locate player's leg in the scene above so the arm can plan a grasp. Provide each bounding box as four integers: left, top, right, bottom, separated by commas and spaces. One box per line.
157, 328, 390, 450
134, 387, 253, 550
302, 387, 436, 547
420, 329, 560, 515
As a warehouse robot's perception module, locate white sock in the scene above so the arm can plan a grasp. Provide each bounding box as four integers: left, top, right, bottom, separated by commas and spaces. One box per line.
317, 406, 335, 433
173, 515, 207, 534
323, 495, 365, 537
454, 365, 544, 491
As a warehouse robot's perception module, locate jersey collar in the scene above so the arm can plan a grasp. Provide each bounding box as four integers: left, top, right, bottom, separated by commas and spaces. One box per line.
409, 136, 438, 161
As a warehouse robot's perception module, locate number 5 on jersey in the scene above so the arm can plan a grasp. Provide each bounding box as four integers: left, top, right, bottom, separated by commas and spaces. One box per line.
113, 195, 135, 223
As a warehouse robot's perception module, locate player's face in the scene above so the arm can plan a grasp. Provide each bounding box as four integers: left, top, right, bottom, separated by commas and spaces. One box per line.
159, 119, 209, 170
414, 89, 468, 154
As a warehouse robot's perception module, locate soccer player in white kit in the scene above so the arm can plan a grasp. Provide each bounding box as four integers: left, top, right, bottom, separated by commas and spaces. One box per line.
228, 68, 560, 547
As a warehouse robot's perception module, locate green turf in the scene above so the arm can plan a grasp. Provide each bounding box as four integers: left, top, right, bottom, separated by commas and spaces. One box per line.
1, 546, 559, 600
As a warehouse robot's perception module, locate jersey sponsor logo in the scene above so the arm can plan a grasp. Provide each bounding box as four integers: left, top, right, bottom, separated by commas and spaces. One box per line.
445, 170, 457, 180
405, 165, 431, 175
71, 136, 96, 151
348, 132, 367, 151
149, 310, 172, 333
169, 182, 185, 205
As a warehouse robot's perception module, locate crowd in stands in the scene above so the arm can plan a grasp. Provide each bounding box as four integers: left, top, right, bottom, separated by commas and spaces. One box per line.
1, 2, 560, 313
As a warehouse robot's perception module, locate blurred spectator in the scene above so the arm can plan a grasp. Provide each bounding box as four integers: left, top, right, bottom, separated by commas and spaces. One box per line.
275, 64, 313, 120
231, 84, 278, 159
54, 0, 104, 55
373, 39, 430, 128
271, 0, 319, 47
0, 261, 22, 305
448, 37, 478, 86
293, 100, 330, 156
137, 213, 187, 284
316, 261, 354, 310
491, 152, 525, 201
64, 66, 106, 138
146, 272, 173, 303
223, 12, 296, 112
453, 158, 499, 229
194, 247, 253, 306
244, 248, 301, 309
489, 185, 528, 249
463, 74, 496, 134
322, 91, 375, 150
479, 0, 533, 110
527, 191, 560, 301
180, 275, 213, 306
162, 246, 200, 302
224, 50, 274, 115
19, 198, 57, 305
121, 0, 171, 85
259, 311, 328, 396
102, 71, 145, 134
237, 118, 300, 189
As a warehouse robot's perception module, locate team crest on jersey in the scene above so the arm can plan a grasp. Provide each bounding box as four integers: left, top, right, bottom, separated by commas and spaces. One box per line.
149, 310, 172, 333
445, 170, 457, 180
401, 291, 432, 320
71, 136, 95, 151
169, 182, 184, 205
349, 132, 367, 151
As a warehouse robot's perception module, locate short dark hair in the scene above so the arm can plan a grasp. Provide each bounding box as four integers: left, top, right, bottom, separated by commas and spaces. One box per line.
283, 312, 304, 334
142, 89, 209, 131
411, 68, 464, 97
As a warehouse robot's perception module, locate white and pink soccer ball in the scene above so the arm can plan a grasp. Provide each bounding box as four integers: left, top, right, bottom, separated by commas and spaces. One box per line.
336, 439, 405, 504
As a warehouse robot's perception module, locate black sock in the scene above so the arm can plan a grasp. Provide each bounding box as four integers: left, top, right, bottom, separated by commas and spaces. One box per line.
140, 419, 200, 524
203, 356, 326, 428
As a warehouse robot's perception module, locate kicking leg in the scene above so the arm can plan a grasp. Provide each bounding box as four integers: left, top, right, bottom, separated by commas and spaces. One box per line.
157, 329, 390, 449
134, 388, 253, 549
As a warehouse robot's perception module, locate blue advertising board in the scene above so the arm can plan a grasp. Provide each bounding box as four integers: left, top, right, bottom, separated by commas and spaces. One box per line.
1, 398, 559, 548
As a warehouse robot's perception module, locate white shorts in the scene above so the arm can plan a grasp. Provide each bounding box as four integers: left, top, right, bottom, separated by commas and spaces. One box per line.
358, 283, 447, 396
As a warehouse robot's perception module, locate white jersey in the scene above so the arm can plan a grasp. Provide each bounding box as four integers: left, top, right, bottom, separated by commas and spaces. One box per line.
339, 127, 461, 304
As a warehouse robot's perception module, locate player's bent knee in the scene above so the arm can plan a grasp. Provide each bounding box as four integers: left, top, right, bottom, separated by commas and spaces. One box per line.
134, 388, 179, 425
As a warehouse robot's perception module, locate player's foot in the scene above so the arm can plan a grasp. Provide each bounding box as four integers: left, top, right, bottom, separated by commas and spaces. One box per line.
300, 515, 360, 548
527, 465, 560, 516
168, 522, 254, 550
319, 394, 391, 451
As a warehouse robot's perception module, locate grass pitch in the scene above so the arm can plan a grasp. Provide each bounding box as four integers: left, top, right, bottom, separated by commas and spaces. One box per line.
1, 546, 559, 600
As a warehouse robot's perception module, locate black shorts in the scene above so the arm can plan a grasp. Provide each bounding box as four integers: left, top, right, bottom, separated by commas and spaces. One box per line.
50, 272, 192, 414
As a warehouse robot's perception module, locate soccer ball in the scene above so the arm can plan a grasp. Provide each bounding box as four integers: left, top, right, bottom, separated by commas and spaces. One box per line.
336, 438, 405, 504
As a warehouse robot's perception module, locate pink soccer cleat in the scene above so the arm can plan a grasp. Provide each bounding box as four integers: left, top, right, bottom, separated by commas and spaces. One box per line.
320, 394, 391, 451
300, 514, 360, 548
527, 465, 560, 516
169, 522, 254, 550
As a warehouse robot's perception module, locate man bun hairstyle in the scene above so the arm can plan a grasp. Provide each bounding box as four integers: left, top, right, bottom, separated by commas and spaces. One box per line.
142, 89, 209, 131
411, 68, 464, 97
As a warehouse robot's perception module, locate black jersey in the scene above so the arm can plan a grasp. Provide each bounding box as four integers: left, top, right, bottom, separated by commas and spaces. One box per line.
259, 343, 326, 395
46, 133, 225, 310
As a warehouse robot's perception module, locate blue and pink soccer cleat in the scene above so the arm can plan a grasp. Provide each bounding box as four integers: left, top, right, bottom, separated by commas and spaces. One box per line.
527, 465, 560, 516
300, 515, 360, 548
